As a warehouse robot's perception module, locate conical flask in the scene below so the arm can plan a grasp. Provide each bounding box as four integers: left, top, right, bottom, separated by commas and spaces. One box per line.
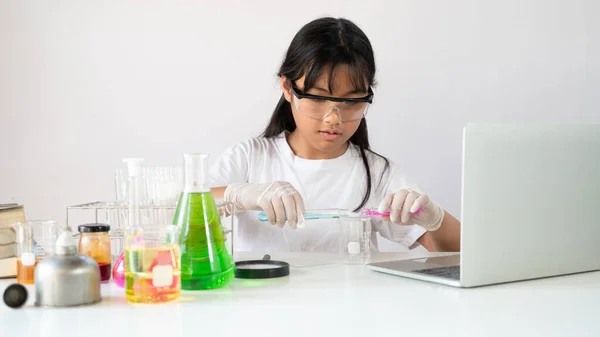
173, 153, 235, 290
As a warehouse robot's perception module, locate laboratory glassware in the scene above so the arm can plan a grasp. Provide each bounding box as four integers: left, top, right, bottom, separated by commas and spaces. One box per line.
13, 220, 59, 284
173, 153, 235, 290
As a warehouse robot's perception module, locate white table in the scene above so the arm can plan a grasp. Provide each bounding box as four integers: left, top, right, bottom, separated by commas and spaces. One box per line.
1, 251, 599, 337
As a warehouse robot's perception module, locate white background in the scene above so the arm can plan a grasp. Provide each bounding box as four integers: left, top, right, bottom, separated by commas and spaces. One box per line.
1, 0, 598, 251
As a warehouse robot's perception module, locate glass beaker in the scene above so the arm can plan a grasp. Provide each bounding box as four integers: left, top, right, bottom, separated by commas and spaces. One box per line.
13, 220, 59, 284
124, 224, 181, 303
338, 213, 372, 264
173, 153, 235, 290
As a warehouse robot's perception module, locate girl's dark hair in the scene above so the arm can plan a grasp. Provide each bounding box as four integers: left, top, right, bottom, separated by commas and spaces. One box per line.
261, 17, 390, 211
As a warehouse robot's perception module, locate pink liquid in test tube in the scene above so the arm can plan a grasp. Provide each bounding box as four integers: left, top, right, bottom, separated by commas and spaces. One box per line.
362, 207, 424, 217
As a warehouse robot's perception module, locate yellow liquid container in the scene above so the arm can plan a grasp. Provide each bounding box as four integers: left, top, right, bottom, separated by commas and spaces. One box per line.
124, 226, 181, 304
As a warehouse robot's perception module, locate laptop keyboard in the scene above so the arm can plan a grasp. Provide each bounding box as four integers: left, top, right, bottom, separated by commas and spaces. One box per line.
413, 265, 460, 280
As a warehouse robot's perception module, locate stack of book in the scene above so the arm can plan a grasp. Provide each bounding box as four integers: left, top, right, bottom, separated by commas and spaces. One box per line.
0, 204, 26, 278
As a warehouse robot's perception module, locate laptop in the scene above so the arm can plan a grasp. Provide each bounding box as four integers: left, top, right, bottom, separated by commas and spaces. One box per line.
367, 123, 600, 287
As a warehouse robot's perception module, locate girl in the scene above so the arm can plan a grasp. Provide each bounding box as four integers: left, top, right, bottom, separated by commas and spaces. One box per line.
209, 17, 460, 253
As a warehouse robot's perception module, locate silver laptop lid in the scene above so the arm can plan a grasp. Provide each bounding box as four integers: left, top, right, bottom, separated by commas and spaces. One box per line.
460, 124, 600, 287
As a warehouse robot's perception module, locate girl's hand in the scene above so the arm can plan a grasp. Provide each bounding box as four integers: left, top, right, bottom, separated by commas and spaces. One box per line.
224, 181, 305, 229
377, 189, 444, 231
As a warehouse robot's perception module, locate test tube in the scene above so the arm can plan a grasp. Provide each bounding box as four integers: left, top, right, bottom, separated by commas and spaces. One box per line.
123, 158, 143, 229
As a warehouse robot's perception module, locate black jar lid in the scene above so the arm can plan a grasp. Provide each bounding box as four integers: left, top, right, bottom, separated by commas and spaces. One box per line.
78, 223, 110, 233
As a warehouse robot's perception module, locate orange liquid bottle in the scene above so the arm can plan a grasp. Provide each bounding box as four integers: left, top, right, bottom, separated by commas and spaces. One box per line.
16, 252, 38, 284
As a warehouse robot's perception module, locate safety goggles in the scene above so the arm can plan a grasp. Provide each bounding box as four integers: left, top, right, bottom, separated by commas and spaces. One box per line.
290, 82, 374, 123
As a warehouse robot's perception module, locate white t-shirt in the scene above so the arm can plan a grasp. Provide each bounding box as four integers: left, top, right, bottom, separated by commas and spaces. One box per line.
208, 132, 427, 253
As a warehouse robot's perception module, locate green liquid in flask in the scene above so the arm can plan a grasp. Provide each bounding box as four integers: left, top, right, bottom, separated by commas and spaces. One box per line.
173, 153, 235, 290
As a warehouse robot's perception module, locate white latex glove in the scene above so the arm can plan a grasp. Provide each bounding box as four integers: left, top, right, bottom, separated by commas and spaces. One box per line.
224, 181, 306, 229
377, 189, 444, 231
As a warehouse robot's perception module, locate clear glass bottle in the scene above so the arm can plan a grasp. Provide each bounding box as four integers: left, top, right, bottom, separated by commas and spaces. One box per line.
78, 224, 112, 282
173, 153, 235, 290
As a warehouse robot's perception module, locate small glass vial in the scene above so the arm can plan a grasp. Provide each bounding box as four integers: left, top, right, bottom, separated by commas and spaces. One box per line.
78, 224, 111, 282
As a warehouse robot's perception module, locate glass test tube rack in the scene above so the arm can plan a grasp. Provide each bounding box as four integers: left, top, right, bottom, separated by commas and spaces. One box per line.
65, 200, 235, 264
